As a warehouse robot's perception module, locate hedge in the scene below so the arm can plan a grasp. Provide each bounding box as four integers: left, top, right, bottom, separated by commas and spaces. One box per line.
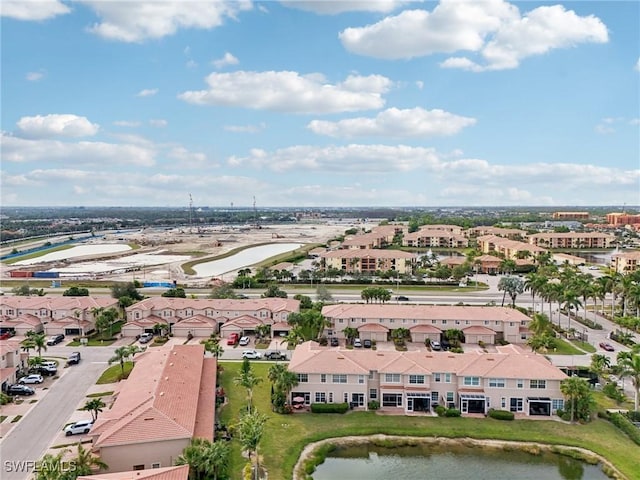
445, 408, 461, 417
604, 412, 640, 446
488, 409, 515, 421
310, 402, 349, 414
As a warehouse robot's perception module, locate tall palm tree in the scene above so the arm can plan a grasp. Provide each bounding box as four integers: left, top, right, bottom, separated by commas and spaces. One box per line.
234, 364, 263, 412
342, 327, 358, 345
561, 290, 582, 332
71, 443, 108, 475
589, 354, 610, 382
617, 352, 640, 410
560, 376, 591, 423
27, 331, 48, 358
528, 313, 552, 337
34, 449, 69, 480
237, 410, 268, 480
108, 345, 142, 377
82, 398, 106, 421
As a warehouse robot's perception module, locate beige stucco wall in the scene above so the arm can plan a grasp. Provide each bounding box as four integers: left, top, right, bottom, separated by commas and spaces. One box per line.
98, 438, 190, 472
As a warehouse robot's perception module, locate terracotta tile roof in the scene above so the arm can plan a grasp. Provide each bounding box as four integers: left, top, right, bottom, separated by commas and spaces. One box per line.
476, 254, 502, 262
46, 316, 92, 328
127, 297, 300, 314
0, 296, 118, 312
0, 339, 21, 355
92, 344, 215, 448
320, 249, 416, 259
194, 358, 216, 440
462, 326, 495, 335
222, 315, 264, 329
322, 304, 531, 323
0, 314, 43, 327
78, 465, 189, 480
271, 321, 291, 330
409, 324, 442, 333
357, 323, 389, 332
174, 315, 218, 327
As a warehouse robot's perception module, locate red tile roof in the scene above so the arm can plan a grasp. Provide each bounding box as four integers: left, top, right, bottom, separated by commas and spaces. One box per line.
78, 465, 189, 480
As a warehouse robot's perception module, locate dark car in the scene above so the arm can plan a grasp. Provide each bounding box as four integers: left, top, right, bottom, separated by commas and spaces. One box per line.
67, 352, 81, 365
330, 337, 339, 347
46, 334, 65, 346
6, 384, 35, 396
396, 296, 410, 301
363, 339, 372, 348
265, 351, 287, 360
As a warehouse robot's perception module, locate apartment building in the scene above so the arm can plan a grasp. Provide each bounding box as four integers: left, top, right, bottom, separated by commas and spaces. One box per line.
321, 304, 532, 345
611, 251, 640, 274
528, 232, 615, 249
552, 212, 590, 220
319, 249, 416, 275
0, 339, 25, 390
476, 235, 546, 260
288, 342, 566, 416
123, 297, 299, 337
90, 345, 216, 472
607, 213, 640, 226
466, 227, 526, 240
402, 228, 469, 248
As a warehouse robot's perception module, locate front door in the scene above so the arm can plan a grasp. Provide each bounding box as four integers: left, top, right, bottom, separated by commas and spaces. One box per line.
351, 393, 364, 407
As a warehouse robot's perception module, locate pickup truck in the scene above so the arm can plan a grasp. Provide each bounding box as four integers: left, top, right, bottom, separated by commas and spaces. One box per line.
264, 351, 287, 360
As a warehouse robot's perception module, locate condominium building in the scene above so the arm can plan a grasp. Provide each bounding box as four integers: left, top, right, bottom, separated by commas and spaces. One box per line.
611, 251, 640, 274
319, 249, 416, 275
528, 232, 615, 249
552, 212, 590, 220
402, 228, 469, 248
475, 235, 546, 260
466, 227, 527, 240
607, 212, 640, 226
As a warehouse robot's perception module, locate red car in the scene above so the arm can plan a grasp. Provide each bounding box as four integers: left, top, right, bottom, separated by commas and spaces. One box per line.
599, 342, 615, 352
227, 333, 240, 346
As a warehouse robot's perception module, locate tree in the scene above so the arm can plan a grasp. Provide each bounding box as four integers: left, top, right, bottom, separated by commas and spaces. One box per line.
202, 337, 224, 358
528, 313, 552, 337
71, 442, 108, 476
617, 352, 640, 410
560, 376, 593, 423
315, 284, 334, 302
34, 449, 70, 480
268, 362, 298, 412
108, 345, 142, 377
62, 286, 90, 296
497, 276, 525, 307
235, 358, 263, 412
342, 327, 358, 345
589, 354, 610, 382
162, 287, 186, 298
26, 331, 48, 357
209, 282, 240, 299
527, 333, 556, 353
237, 410, 268, 480
82, 398, 106, 421
293, 294, 313, 310
176, 438, 230, 480
110, 282, 143, 301
261, 283, 287, 298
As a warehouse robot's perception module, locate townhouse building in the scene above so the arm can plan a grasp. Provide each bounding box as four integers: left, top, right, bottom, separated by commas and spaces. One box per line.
0, 339, 25, 390
78, 465, 189, 480
476, 235, 546, 260
611, 251, 640, 274
402, 229, 469, 248
528, 232, 615, 249
288, 342, 566, 417
321, 304, 532, 345
123, 297, 299, 338
319, 249, 416, 275
90, 345, 215, 473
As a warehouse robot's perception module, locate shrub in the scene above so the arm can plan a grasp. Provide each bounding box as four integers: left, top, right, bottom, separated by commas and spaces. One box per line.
445, 408, 461, 417
599, 411, 640, 446
310, 402, 349, 414
318, 336, 328, 346
435, 405, 446, 417
488, 409, 515, 421
368, 400, 380, 410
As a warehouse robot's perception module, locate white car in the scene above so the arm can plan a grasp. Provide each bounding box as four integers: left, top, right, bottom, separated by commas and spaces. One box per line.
64, 419, 94, 436
241, 350, 262, 359
431, 341, 442, 351
239, 336, 250, 346
353, 338, 362, 348
19, 374, 44, 384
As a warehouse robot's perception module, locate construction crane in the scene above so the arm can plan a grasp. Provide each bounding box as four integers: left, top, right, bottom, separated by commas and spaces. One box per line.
253, 196, 258, 227
189, 194, 194, 233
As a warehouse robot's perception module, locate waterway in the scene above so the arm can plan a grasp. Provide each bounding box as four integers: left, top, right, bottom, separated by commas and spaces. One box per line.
192, 243, 304, 277
312, 443, 609, 480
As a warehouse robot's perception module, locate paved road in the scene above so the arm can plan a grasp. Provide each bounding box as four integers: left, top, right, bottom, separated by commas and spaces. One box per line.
1, 345, 115, 480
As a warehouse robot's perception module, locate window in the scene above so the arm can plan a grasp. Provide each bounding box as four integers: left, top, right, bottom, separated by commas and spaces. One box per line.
521, 334, 527, 340
390, 319, 394, 324
409, 375, 425, 384
434, 373, 441, 383
510, 398, 524, 412
151, 463, 161, 469
446, 392, 454, 402
441, 320, 447, 325
463, 376, 480, 386
332, 374, 347, 384
465, 320, 470, 325
315, 392, 326, 403
369, 389, 377, 400
431, 391, 439, 403
516, 379, 524, 389
385, 373, 401, 383
489, 378, 506, 388
133, 465, 144, 471
339, 319, 344, 323
444, 373, 451, 383
484, 320, 489, 325
344, 393, 348, 403
328, 392, 334, 403
320, 374, 326, 383
509, 322, 515, 327
382, 393, 403, 407
552, 399, 564, 411
432, 320, 437, 324
297, 374, 308, 383
358, 375, 365, 384
501, 397, 506, 409
530, 380, 546, 389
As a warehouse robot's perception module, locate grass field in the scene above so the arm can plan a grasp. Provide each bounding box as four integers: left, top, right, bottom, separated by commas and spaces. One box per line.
218, 361, 637, 480
96, 361, 134, 384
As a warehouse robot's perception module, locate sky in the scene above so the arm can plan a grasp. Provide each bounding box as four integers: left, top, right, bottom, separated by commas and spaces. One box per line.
1, 0, 639, 208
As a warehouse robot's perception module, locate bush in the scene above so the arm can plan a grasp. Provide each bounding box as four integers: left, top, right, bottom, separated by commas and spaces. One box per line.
435, 405, 446, 417
368, 400, 380, 410
310, 402, 349, 414
488, 409, 515, 421
603, 412, 640, 446
445, 408, 461, 417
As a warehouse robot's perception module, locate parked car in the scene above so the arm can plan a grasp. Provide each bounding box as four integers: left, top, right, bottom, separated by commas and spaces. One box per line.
0, 330, 15, 340
227, 333, 240, 345
363, 339, 372, 348
241, 350, 262, 359
599, 342, 615, 352
330, 337, 339, 347
431, 341, 442, 351
239, 336, 250, 346
19, 374, 44, 384
264, 351, 287, 360
46, 334, 65, 346
39, 361, 57, 376
353, 338, 362, 348
6, 384, 35, 396
139, 332, 154, 344
396, 296, 410, 301
64, 419, 94, 436
67, 352, 81, 365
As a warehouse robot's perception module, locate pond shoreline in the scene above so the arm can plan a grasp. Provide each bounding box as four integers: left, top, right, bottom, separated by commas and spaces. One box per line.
293, 434, 627, 480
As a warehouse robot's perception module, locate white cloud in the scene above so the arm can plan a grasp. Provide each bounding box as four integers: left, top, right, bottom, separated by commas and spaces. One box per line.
340, 1, 608, 71
415, 81, 424, 90
16, 114, 99, 138
307, 107, 476, 138
113, 120, 142, 127
149, 119, 168, 127
224, 123, 266, 133
636, 57, 640, 72
178, 71, 392, 113
1, 0, 70, 21
136, 88, 159, 97
26, 71, 45, 82
166, 147, 210, 168
212, 52, 239, 69
80, 0, 253, 42
281, 0, 410, 15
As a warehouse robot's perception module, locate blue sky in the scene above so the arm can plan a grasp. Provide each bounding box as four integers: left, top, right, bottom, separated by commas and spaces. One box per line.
1, 0, 639, 208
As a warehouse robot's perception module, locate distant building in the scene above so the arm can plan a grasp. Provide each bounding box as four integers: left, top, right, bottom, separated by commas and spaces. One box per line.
552, 212, 590, 220
528, 232, 615, 249
607, 212, 640, 226
476, 235, 546, 260
611, 251, 640, 274
467, 227, 526, 240
319, 248, 416, 275
402, 228, 468, 248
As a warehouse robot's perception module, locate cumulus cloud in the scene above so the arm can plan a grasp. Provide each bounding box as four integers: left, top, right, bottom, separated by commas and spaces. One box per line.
212, 52, 239, 69
178, 71, 392, 113
26, 71, 45, 82
1, 0, 70, 21
136, 88, 159, 97
281, 0, 410, 15
340, 1, 608, 71
307, 107, 476, 138
80, 0, 253, 42
224, 123, 266, 133
16, 114, 99, 138
149, 119, 168, 127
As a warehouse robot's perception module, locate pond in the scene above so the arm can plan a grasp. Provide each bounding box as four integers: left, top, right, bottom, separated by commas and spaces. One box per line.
192, 243, 304, 277
312, 443, 610, 480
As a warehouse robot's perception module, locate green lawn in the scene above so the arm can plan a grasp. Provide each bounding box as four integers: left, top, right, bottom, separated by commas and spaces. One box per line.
571, 340, 596, 353
96, 362, 134, 384
218, 361, 638, 480
550, 338, 585, 355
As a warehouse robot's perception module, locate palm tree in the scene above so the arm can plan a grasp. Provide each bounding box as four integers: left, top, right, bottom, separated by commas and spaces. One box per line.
82, 398, 106, 421
617, 352, 640, 410
525, 272, 547, 313
237, 410, 268, 480
108, 345, 142, 377
342, 327, 358, 345
71, 442, 108, 475
589, 354, 610, 382
202, 337, 224, 358
528, 313, 552, 337
26, 331, 48, 357
560, 376, 591, 423
176, 438, 230, 480
235, 360, 263, 412
561, 291, 582, 332
268, 362, 298, 411
34, 449, 69, 480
